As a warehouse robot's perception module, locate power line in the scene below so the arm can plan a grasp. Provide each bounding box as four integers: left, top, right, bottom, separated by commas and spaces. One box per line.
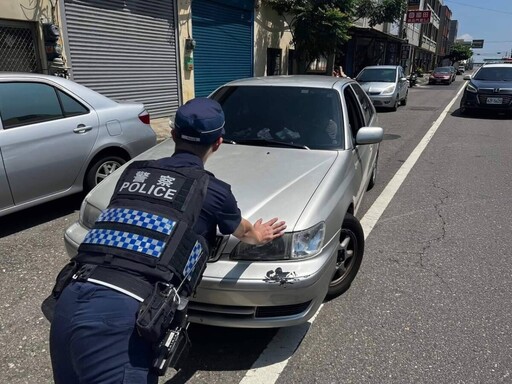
444, 0, 512, 15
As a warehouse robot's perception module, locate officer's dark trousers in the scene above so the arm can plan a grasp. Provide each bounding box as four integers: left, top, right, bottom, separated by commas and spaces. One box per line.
49, 281, 158, 384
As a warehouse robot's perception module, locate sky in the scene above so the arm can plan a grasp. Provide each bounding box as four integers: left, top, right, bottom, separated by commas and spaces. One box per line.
442, 0, 512, 62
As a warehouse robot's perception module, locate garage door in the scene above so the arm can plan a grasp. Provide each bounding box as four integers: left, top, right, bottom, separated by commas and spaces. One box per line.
63, 0, 180, 118
192, 0, 253, 97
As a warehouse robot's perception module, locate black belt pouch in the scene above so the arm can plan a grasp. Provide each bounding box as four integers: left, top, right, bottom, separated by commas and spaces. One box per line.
136, 281, 179, 343
41, 261, 79, 323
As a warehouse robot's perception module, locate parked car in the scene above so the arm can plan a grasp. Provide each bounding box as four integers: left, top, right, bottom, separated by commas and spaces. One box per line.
64, 75, 384, 328
0, 73, 157, 217
355, 65, 408, 111
428, 66, 455, 85
460, 64, 512, 115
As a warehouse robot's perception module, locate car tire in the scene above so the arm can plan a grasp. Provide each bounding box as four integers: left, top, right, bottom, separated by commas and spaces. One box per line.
85, 155, 126, 191
391, 98, 399, 111
326, 213, 365, 299
367, 151, 379, 191
459, 105, 470, 116
401, 92, 408, 106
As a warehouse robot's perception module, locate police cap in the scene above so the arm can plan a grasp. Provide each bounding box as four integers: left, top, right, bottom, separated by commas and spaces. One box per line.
174, 98, 225, 145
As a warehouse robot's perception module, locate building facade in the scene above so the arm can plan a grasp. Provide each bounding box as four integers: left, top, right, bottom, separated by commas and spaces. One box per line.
0, 0, 63, 74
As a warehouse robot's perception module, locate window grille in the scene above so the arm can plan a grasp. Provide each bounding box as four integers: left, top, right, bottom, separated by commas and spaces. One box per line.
0, 23, 40, 73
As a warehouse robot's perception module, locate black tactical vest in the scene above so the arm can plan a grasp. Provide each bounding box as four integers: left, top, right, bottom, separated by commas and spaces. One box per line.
74, 160, 210, 296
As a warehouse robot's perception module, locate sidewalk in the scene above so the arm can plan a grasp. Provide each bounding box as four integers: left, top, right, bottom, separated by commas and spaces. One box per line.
150, 117, 171, 143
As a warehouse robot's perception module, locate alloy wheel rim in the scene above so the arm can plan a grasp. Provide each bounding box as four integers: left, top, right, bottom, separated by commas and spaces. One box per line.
95, 160, 122, 185
331, 229, 357, 286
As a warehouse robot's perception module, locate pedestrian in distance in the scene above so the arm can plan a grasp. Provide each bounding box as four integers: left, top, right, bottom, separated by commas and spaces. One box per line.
46, 97, 287, 384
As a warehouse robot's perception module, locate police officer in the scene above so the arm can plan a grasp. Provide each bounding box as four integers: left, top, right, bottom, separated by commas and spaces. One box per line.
49, 98, 286, 384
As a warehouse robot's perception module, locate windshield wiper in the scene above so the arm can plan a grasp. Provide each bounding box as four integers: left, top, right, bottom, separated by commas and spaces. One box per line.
234, 138, 309, 149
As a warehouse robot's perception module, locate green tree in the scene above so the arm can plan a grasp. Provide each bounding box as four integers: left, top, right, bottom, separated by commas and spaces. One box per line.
264, 0, 406, 72
447, 42, 473, 65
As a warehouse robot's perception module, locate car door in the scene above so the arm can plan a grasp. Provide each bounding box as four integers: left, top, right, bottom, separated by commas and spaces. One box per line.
0, 118, 14, 212
398, 67, 407, 99
343, 84, 373, 204
0, 81, 99, 205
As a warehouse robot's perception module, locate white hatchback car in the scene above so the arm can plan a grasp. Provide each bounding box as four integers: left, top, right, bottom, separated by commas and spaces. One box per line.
64, 75, 383, 328
356, 65, 409, 111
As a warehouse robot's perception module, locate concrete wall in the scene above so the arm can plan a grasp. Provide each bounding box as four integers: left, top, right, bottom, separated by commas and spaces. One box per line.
253, 4, 293, 76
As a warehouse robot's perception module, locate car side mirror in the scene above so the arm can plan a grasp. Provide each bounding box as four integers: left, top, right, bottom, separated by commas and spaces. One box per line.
463, 75, 471, 80
400, 77, 408, 82
356, 127, 383, 145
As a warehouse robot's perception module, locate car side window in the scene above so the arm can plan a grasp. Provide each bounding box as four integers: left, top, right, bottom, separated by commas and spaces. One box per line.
350, 83, 374, 125
0, 82, 63, 129
343, 86, 365, 139
57, 89, 89, 117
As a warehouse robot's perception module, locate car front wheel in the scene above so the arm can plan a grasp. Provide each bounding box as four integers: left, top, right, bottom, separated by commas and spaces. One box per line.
85, 155, 126, 191
327, 213, 365, 299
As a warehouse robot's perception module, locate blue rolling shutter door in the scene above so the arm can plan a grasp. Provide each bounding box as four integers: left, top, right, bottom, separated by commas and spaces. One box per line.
192, 0, 253, 97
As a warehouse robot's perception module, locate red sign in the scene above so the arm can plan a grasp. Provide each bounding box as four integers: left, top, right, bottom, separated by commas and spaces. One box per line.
406, 10, 432, 23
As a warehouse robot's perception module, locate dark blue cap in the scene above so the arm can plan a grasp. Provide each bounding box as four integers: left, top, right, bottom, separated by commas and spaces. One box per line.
174, 98, 225, 145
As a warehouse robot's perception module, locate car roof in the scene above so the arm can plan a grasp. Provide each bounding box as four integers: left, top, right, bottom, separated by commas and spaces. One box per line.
360, 65, 399, 70
0, 72, 117, 109
479, 64, 512, 68
222, 75, 353, 88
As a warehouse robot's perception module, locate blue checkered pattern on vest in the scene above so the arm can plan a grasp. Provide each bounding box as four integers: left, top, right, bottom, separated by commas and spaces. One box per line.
83, 229, 165, 258
97, 208, 176, 235
183, 241, 203, 279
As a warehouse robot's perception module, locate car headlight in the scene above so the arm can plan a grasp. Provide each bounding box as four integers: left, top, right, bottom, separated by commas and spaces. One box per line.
230, 222, 325, 261
381, 85, 396, 95
466, 83, 478, 93
79, 199, 102, 229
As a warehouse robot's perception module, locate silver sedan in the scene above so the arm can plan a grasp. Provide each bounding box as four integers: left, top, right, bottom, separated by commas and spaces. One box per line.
0, 73, 157, 217
64, 75, 383, 328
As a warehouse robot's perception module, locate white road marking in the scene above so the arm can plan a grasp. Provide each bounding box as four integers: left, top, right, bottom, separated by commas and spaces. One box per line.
238, 84, 467, 384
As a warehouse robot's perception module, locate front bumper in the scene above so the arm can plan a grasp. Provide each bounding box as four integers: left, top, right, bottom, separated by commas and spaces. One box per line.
64, 221, 338, 328
461, 91, 512, 112
429, 76, 451, 84
368, 93, 397, 108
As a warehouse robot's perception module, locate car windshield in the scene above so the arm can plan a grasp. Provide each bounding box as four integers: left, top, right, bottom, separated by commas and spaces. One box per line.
434, 67, 450, 73
473, 67, 512, 81
357, 68, 397, 83
211, 85, 344, 150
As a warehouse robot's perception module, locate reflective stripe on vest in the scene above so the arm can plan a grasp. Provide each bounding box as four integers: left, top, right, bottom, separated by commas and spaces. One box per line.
96, 208, 176, 235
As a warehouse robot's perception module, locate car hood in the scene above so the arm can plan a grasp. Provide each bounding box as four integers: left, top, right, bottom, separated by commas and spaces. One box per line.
471, 79, 512, 90
358, 82, 395, 93
86, 140, 338, 231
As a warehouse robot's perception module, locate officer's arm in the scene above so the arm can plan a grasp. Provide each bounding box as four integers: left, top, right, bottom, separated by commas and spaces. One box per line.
232, 217, 286, 245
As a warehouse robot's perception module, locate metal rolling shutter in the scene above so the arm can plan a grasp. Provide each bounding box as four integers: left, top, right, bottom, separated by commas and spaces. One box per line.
192, 0, 253, 97
63, 0, 180, 118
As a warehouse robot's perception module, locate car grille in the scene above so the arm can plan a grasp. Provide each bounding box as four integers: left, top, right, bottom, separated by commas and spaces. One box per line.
477, 94, 512, 105
188, 300, 312, 319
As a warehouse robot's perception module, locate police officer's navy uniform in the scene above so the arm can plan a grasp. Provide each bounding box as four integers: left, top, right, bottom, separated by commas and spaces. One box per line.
49, 99, 241, 383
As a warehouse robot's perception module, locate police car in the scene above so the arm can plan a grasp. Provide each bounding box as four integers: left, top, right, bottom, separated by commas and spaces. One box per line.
65, 75, 383, 328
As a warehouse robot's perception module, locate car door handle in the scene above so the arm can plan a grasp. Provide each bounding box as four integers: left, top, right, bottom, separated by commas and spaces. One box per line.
73, 124, 93, 134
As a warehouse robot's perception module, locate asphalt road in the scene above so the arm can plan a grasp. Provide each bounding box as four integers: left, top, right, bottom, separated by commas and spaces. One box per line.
1, 75, 511, 384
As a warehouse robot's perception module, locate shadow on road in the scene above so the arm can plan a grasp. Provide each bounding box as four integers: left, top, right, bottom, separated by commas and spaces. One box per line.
0, 193, 84, 238
164, 324, 279, 383
451, 108, 512, 119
